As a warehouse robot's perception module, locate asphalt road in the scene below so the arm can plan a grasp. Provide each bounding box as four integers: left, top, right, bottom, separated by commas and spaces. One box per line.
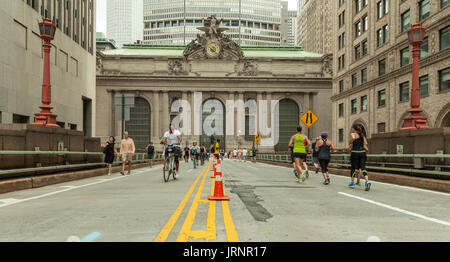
0, 158, 449, 242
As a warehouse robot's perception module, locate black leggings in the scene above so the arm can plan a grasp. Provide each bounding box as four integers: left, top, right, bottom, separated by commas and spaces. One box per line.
350, 152, 368, 177
319, 159, 330, 173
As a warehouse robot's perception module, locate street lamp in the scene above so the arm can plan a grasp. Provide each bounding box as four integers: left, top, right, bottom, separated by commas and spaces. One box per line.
401, 24, 429, 131
33, 18, 59, 128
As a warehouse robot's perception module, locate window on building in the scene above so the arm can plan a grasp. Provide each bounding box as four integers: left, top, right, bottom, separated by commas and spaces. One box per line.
377, 2, 383, 19
400, 47, 410, 67
355, 44, 361, 60
339, 80, 345, 93
355, 0, 362, 13
339, 54, 345, 70
401, 10, 410, 33
361, 95, 368, 112
443, 0, 449, 8
69, 124, 77, 130
440, 26, 449, 51
377, 122, 386, 133
400, 82, 410, 102
379, 59, 386, 76
439, 67, 450, 92
384, 0, 389, 14
363, 15, 368, 32
377, 28, 383, 47
13, 114, 29, 124
420, 37, 429, 59
339, 103, 344, 117
339, 11, 346, 28
351, 99, 358, 114
362, 40, 368, 56
420, 75, 429, 97
383, 25, 389, 43
419, 0, 430, 21
352, 73, 358, 88
355, 21, 361, 38
339, 33, 346, 49
361, 68, 367, 84
339, 129, 344, 142
339, 0, 346, 7
378, 89, 386, 106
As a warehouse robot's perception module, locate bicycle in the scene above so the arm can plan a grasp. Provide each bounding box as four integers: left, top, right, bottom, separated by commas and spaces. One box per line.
163, 146, 177, 182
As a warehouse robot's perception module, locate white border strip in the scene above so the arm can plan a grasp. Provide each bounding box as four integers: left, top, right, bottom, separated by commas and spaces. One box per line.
338, 192, 450, 226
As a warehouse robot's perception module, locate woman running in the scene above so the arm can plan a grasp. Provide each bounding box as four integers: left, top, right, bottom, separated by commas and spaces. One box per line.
316, 132, 334, 185
288, 126, 311, 183
311, 137, 321, 174
348, 124, 371, 191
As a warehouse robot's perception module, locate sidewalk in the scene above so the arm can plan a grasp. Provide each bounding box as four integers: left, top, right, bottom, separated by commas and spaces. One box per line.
257, 160, 450, 194
0, 161, 161, 194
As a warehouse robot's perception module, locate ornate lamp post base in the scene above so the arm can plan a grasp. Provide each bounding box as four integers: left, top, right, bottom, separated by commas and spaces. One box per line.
401, 108, 430, 130
33, 104, 59, 128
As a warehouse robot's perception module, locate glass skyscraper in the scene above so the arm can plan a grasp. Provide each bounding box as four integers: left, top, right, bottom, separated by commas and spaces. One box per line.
107, 0, 144, 48
143, 0, 282, 46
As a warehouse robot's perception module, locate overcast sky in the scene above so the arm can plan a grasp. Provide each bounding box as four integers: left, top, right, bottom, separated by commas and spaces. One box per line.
96, 0, 298, 35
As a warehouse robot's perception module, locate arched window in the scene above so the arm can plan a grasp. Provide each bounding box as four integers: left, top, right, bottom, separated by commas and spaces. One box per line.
200, 99, 226, 150
275, 99, 299, 152
125, 97, 151, 149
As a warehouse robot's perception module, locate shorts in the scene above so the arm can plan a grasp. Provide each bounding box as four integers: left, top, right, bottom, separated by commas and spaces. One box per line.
319, 158, 330, 173
351, 152, 368, 177
165, 146, 181, 164
148, 154, 154, 160
292, 153, 306, 160
122, 153, 133, 162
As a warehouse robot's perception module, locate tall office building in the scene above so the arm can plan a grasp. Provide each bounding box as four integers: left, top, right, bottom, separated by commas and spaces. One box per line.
281, 1, 297, 46
297, 0, 333, 54
331, 0, 450, 147
0, 0, 97, 136
107, 0, 143, 48
143, 0, 282, 46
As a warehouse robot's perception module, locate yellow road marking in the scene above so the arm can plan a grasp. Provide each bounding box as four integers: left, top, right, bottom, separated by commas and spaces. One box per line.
154, 161, 210, 242
222, 184, 240, 242
176, 161, 212, 242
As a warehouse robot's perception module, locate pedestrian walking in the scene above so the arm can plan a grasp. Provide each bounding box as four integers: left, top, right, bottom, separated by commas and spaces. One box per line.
103, 136, 118, 176
119, 131, 135, 175
288, 126, 311, 183
316, 132, 335, 185
145, 141, 155, 168
348, 124, 371, 191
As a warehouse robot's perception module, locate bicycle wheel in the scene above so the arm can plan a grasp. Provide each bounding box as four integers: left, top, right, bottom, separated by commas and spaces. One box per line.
163, 160, 170, 182
172, 158, 177, 180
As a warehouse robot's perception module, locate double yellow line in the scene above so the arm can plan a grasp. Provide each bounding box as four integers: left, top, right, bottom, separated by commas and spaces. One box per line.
154, 159, 239, 242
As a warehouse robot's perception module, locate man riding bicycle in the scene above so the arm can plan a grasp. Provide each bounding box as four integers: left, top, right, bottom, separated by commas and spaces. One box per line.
162, 125, 182, 178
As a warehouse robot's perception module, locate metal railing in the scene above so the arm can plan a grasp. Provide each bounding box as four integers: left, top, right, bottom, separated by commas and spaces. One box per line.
0, 150, 165, 177
256, 153, 450, 177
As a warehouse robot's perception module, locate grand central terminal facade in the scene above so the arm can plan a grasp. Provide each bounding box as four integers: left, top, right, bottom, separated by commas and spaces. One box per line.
96, 16, 333, 152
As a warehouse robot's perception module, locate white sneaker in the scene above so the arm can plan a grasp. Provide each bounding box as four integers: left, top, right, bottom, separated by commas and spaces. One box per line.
107, 173, 111, 176
174, 172, 179, 179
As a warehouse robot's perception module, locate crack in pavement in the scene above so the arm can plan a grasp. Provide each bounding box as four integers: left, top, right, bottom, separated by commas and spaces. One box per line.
227, 184, 273, 222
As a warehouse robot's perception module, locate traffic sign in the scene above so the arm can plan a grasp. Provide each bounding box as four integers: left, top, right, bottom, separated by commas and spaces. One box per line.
300, 110, 318, 128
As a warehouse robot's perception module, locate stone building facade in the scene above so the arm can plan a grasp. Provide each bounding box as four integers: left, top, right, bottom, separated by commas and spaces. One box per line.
297, 0, 333, 54
96, 17, 332, 152
0, 0, 97, 136
331, 0, 450, 149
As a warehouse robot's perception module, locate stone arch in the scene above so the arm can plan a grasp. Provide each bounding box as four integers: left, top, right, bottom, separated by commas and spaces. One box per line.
435, 103, 450, 128
275, 98, 300, 152
200, 98, 226, 150
352, 118, 369, 137
125, 96, 151, 149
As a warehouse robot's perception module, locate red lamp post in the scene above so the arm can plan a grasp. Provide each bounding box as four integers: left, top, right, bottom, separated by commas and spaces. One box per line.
33, 18, 59, 128
401, 24, 429, 131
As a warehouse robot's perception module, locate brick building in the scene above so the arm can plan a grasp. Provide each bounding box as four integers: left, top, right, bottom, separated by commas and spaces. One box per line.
331, 0, 450, 148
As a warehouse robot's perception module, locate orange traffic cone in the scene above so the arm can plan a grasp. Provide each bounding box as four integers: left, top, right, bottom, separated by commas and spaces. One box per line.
209, 165, 230, 201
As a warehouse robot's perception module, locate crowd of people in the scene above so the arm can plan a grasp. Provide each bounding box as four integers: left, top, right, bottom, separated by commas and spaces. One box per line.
102, 123, 371, 191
